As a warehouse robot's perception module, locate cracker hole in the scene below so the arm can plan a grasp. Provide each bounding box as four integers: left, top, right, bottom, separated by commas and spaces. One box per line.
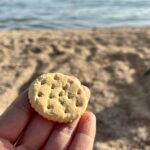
77, 89, 82, 95
62, 84, 69, 90
38, 92, 43, 97
59, 91, 64, 96
68, 79, 73, 84
51, 84, 55, 89
54, 74, 60, 80
64, 107, 70, 113
41, 79, 47, 85
68, 92, 74, 99
76, 99, 83, 107
35, 98, 39, 101
47, 105, 54, 109
49, 93, 55, 99
59, 99, 65, 105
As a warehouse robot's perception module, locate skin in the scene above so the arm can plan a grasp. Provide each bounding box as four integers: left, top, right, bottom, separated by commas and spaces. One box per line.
0, 86, 96, 150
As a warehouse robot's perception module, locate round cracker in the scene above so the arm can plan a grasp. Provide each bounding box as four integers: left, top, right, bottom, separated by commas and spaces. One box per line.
28, 73, 89, 123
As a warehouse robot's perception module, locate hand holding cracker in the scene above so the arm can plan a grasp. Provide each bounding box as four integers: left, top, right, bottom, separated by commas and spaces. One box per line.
0, 73, 96, 150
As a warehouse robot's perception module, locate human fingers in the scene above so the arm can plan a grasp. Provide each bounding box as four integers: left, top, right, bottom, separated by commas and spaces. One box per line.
69, 112, 96, 150
16, 114, 54, 150
43, 119, 79, 150
0, 90, 34, 143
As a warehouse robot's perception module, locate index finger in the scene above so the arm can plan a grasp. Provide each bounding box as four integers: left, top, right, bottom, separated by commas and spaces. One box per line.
69, 112, 96, 150
0, 90, 34, 143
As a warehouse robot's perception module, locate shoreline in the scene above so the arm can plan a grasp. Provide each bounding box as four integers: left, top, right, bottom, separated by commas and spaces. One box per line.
0, 26, 150, 32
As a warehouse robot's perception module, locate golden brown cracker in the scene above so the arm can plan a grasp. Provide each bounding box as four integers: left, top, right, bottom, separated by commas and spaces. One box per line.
28, 73, 89, 123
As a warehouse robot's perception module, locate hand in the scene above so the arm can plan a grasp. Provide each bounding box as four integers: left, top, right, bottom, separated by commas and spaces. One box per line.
0, 90, 96, 150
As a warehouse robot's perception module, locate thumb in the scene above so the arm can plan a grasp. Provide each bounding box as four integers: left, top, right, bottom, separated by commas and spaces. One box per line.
0, 138, 14, 150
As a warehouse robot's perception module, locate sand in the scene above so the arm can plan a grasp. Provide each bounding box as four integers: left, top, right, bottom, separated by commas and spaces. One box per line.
0, 27, 150, 150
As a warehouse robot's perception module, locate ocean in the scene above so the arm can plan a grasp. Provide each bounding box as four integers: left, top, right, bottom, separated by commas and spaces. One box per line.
0, 0, 150, 29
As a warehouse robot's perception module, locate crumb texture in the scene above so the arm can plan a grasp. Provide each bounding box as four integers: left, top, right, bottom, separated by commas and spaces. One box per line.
28, 73, 88, 122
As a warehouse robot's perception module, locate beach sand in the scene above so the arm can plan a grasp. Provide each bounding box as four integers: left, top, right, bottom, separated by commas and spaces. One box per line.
0, 27, 150, 150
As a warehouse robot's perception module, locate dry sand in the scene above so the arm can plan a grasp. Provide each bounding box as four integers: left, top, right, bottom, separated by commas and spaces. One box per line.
0, 27, 150, 150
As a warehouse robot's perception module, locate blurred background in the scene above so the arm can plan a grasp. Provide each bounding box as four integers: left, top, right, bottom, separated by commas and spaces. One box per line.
0, 0, 150, 29
0, 0, 150, 150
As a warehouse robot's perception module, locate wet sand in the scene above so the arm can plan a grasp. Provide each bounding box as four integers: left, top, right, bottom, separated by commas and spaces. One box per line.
0, 27, 150, 150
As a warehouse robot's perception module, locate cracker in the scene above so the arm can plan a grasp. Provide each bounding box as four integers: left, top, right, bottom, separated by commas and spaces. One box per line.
28, 73, 89, 123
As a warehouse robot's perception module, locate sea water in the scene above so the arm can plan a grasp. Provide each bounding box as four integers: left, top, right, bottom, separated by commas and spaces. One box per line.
0, 0, 150, 29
